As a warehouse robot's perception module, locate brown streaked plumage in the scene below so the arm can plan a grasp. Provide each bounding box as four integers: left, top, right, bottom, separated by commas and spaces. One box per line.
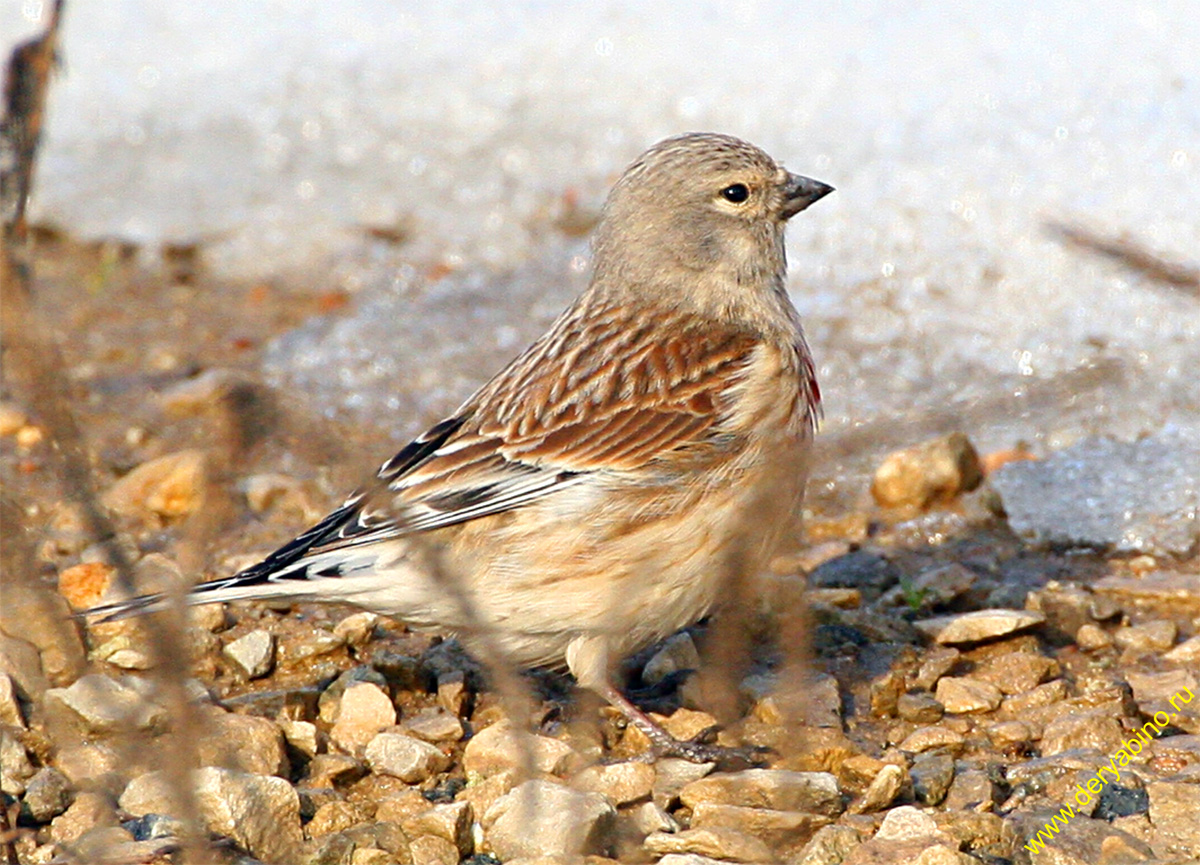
84, 132, 834, 762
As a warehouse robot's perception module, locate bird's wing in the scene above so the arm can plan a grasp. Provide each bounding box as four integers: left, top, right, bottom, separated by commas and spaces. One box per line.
84, 309, 763, 616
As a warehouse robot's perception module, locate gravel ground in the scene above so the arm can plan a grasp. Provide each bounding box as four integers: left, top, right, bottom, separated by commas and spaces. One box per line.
2, 234, 1199, 864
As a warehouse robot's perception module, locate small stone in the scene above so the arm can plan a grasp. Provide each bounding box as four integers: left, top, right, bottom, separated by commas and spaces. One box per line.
223, 629, 276, 679
21, 767, 74, 822
454, 770, 515, 819
909, 752, 955, 806
280, 719, 319, 759
999, 679, 1068, 717
1114, 619, 1178, 653
852, 763, 905, 814
409, 834, 459, 865
913, 647, 961, 691
572, 761, 655, 806
102, 449, 207, 522
436, 670, 468, 716
1040, 710, 1125, 756
1125, 668, 1198, 705
401, 801, 473, 855
50, 791, 118, 844
1076, 623, 1115, 651
897, 725, 965, 754
870, 432, 983, 509
644, 826, 774, 863
122, 767, 301, 863
400, 708, 464, 743
365, 732, 450, 783
624, 800, 679, 834
875, 805, 945, 842
195, 705, 289, 777
986, 720, 1033, 751
942, 767, 997, 811
691, 802, 831, 850
653, 757, 716, 809
791, 825, 862, 865
972, 652, 1057, 695
0, 673, 23, 728
0, 729, 34, 795
642, 632, 701, 685
482, 779, 615, 859
304, 753, 365, 789
679, 769, 842, 817
43, 674, 168, 736
462, 720, 575, 777
307, 800, 368, 837
934, 677, 1002, 714
353, 848, 402, 865
1165, 634, 1200, 664
330, 682, 396, 754
1148, 781, 1200, 853
808, 550, 902, 601
333, 611, 380, 647
915, 609, 1045, 644
57, 562, 118, 611
896, 692, 944, 724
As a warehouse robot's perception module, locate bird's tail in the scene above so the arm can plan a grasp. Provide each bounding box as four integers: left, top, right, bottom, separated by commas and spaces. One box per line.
79, 498, 365, 622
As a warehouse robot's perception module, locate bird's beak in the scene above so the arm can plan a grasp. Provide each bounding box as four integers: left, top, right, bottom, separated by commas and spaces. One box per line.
780, 173, 835, 219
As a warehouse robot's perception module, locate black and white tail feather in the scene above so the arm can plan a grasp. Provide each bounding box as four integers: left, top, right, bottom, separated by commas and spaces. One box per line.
82, 412, 582, 622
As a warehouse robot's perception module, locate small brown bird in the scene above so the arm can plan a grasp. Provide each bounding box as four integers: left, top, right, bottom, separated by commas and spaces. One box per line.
87, 133, 833, 760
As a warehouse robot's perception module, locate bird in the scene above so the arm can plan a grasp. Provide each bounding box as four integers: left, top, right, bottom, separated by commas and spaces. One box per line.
85, 132, 833, 762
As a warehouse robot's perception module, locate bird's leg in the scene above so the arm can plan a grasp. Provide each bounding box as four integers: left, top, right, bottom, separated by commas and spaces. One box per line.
567, 633, 768, 768
596, 682, 769, 770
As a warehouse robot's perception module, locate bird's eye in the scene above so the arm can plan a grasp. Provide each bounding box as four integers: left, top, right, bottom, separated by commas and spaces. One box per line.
720, 183, 750, 204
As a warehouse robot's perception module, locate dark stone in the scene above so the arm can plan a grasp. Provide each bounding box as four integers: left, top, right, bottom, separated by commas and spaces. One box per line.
809, 551, 902, 601
1095, 784, 1149, 820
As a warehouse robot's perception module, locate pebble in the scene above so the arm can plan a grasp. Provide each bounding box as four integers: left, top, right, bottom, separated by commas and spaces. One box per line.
642, 631, 701, 685
934, 677, 1002, 714
102, 449, 208, 522
898, 725, 965, 755
0, 673, 24, 728
791, 825, 862, 865
0, 583, 87, 686
1164, 634, 1200, 664
121, 767, 302, 863
43, 673, 168, 736
915, 609, 1045, 644
852, 763, 905, 814
57, 561, 118, 611
400, 707, 464, 743
333, 611, 381, 647
308, 800, 368, 837
1039, 711, 1127, 758
330, 682, 396, 754
364, 732, 450, 783
49, 790, 118, 845
909, 752, 955, 806
869, 432, 983, 509
690, 802, 831, 851
223, 629, 276, 679
1076, 622, 1115, 651
0, 730, 35, 795
972, 651, 1057, 695
679, 769, 842, 817
400, 801, 473, 855
279, 719, 316, 761
409, 834, 459, 865
571, 760, 655, 806
482, 779, 615, 859
1149, 780, 1200, 853
1113, 619, 1178, 653
644, 826, 775, 863
896, 691, 945, 724
0, 634, 48, 704
462, 720, 575, 777
808, 550, 901, 601
195, 705, 289, 777
20, 767, 74, 822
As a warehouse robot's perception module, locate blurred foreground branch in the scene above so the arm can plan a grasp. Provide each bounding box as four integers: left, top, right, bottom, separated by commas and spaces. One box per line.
1046, 219, 1200, 295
